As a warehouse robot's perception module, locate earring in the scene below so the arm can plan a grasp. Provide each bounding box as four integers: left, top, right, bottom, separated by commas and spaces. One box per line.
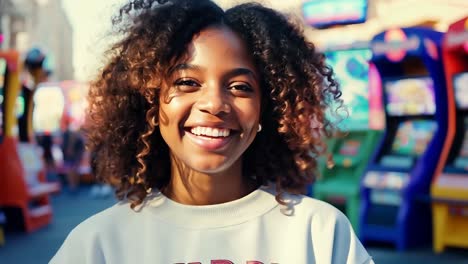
257, 124, 262, 132
151, 116, 159, 126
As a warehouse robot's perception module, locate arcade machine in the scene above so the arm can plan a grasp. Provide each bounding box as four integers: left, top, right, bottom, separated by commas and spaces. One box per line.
313, 43, 383, 234
0, 54, 7, 246
360, 28, 449, 250
0, 49, 60, 233
431, 17, 468, 253
33, 82, 66, 168
34, 80, 92, 184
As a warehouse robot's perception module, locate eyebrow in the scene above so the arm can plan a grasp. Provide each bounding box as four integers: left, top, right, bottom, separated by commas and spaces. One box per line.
172, 63, 203, 73
225, 68, 258, 81
172, 63, 258, 81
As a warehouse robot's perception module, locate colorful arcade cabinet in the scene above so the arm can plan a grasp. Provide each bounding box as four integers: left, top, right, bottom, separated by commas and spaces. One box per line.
313, 45, 383, 234
34, 81, 92, 184
0, 52, 7, 246
431, 17, 468, 253
0, 50, 60, 233
360, 28, 449, 250
33, 82, 66, 167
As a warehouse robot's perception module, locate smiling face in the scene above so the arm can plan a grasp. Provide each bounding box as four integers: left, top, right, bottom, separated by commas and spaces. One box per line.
158, 25, 261, 177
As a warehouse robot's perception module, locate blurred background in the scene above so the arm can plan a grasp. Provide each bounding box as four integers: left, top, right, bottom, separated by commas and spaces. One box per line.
0, 0, 468, 263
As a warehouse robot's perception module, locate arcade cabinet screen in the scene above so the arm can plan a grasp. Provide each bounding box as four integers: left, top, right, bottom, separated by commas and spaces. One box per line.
0, 58, 6, 140
392, 120, 437, 156
325, 48, 372, 129
302, 0, 368, 28
452, 117, 468, 170
385, 76, 435, 116
459, 117, 468, 157
33, 86, 65, 134
453, 72, 468, 109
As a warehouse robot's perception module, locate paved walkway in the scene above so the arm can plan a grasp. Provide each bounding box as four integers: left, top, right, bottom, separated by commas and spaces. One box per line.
0, 186, 467, 264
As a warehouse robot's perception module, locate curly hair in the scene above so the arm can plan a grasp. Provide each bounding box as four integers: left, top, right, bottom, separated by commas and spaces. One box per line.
85, 0, 342, 208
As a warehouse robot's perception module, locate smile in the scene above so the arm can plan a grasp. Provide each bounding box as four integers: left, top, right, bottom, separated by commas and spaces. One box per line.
190, 126, 230, 137
185, 126, 235, 151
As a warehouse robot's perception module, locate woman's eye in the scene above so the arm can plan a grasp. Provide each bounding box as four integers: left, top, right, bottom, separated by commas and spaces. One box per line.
229, 84, 253, 92
174, 79, 200, 87
174, 79, 201, 92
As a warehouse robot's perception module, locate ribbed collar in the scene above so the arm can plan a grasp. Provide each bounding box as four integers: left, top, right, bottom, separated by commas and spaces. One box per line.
140, 185, 279, 229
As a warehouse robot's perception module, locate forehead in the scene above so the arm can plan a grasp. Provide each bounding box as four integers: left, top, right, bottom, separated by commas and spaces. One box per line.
184, 26, 256, 69
193, 26, 243, 50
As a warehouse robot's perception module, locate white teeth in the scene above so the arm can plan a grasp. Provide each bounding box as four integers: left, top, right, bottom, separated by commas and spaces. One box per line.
190, 126, 231, 137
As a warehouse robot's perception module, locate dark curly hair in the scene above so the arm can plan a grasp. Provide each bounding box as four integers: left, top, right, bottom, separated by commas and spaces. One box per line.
85, 0, 342, 208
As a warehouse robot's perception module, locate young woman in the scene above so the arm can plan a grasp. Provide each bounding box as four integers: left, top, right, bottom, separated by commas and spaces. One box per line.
51, 0, 373, 263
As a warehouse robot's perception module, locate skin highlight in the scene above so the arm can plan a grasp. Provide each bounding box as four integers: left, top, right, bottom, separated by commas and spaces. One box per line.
159, 26, 261, 205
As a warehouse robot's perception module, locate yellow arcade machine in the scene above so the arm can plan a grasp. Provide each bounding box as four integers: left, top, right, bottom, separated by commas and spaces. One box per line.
0, 50, 60, 233
431, 17, 468, 253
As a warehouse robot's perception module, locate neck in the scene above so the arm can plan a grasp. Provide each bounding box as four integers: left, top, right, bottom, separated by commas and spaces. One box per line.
163, 155, 256, 205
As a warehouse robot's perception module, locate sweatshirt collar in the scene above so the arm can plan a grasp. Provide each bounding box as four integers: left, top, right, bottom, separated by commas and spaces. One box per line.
140, 185, 279, 229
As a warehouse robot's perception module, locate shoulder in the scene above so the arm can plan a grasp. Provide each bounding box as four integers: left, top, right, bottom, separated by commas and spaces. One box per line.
280, 193, 347, 221
295, 195, 353, 239
259, 186, 346, 223
264, 189, 355, 237
302, 195, 349, 223
280, 194, 374, 264
50, 202, 136, 263
281, 194, 354, 236
68, 201, 136, 237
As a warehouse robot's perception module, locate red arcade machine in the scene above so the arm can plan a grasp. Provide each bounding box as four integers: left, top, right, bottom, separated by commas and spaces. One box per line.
431, 16, 468, 253
0, 50, 60, 233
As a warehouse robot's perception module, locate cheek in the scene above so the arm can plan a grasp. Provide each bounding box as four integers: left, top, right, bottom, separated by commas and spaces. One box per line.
159, 98, 189, 126
234, 102, 261, 131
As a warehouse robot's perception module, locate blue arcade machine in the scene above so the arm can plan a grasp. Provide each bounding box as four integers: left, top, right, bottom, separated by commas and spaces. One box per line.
359, 28, 449, 250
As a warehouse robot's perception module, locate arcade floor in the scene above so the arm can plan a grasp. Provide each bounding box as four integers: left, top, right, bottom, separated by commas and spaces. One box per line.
0, 186, 468, 264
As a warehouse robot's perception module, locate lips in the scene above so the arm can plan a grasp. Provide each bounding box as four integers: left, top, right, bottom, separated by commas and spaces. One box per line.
184, 126, 237, 151
190, 126, 231, 137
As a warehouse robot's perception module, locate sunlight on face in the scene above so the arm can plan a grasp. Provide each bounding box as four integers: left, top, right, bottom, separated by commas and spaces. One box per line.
158, 26, 261, 176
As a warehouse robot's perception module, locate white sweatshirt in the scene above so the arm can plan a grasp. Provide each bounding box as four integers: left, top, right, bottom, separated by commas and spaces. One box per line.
50, 185, 374, 264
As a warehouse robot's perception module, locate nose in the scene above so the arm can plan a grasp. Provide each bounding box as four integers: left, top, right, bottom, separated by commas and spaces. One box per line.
195, 85, 231, 115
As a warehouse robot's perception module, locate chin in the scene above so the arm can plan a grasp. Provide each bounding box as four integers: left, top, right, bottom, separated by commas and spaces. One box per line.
190, 164, 230, 175
186, 158, 235, 175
